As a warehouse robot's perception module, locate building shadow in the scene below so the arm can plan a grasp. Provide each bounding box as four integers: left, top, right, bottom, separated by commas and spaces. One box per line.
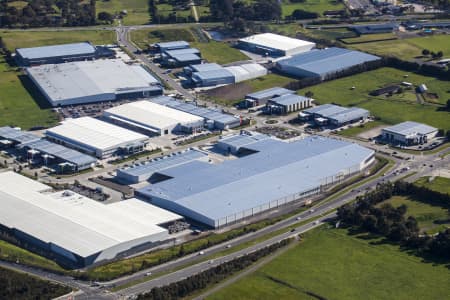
18, 74, 52, 109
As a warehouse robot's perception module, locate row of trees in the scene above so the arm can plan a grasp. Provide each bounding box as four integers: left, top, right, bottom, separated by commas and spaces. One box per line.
1, 0, 96, 28
337, 181, 450, 260
0, 267, 71, 300
137, 238, 293, 300
422, 49, 444, 59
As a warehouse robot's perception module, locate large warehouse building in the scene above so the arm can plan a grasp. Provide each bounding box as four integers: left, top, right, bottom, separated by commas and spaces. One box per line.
265, 94, 313, 114
189, 63, 267, 87
0, 171, 182, 267
46, 117, 149, 158
103, 100, 204, 136
301, 104, 370, 126
276, 47, 380, 79
26, 59, 162, 107
381, 121, 438, 145
150, 96, 241, 130
116, 148, 208, 184
238, 33, 316, 57
137, 133, 375, 228
15, 42, 98, 66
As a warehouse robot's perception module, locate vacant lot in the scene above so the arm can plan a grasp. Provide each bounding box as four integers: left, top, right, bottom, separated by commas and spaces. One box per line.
209, 227, 450, 300
281, 0, 345, 17
348, 34, 450, 60
415, 176, 450, 194
379, 196, 449, 234
298, 67, 450, 130
0, 30, 116, 51
338, 120, 387, 138
96, 0, 150, 25
191, 41, 249, 65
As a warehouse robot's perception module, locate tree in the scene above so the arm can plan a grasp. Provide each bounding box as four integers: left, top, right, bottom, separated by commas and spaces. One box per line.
436, 51, 443, 58
98, 11, 114, 23
305, 91, 314, 98
290, 9, 318, 20
446, 99, 450, 111
422, 49, 430, 56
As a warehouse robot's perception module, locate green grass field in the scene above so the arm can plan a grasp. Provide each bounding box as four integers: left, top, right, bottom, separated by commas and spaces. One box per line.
338, 120, 386, 138
297, 67, 450, 130
415, 176, 450, 194
96, 0, 150, 25
191, 41, 249, 65
0, 240, 65, 273
156, 3, 192, 18
281, 0, 345, 17
348, 34, 450, 60
247, 73, 294, 91
208, 227, 450, 300
342, 33, 398, 44
379, 196, 449, 234
0, 56, 58, 129
0, 30, 116, 51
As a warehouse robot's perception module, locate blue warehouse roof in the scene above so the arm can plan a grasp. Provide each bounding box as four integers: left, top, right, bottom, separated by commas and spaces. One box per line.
155, 41, 190, 49
0, 127, 41, 144
138, 135, 374, 226
328, 107, 369, 124
304, 104, 348, 117
118, 149, 206, 179
277, 47, 380, 77
189, 63, 223, 72
22, 139, 97, 167
171, 53, 201, 63
192, 69, 234, 81
16, 42, 96, 60
164, 48, 200, 56
271, 94, 310, 106
246, 87, 294, 100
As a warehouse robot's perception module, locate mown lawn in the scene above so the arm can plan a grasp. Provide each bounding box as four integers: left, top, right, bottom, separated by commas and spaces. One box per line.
246, 73, 294, 92
342, 33, 398, 43
191, 41, 249, 65
0, 240, 65, 273
281, 0, 345, 17
96, 0, 150, 25
0, 30, 116, 51
0, 56, 58, 129
348, 34, 450, 60
209, 227, 450, 300
297, 67, 450, 129
415, 176, 450, 194
379, 196, 449, 234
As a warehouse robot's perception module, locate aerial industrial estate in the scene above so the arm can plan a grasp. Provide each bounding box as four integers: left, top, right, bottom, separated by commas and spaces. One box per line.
0, 2, 449, 298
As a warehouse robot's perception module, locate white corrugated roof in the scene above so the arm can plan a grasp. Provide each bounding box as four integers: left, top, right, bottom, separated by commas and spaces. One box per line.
105, 101, 204, 130
0, 172, 181, 258
239, 33, 315, 52
46, 117, 148, 151
26, 59, 159, 103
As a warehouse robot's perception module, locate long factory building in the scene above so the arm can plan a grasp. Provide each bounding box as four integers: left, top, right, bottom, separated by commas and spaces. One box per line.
150, 96, 241, 130
0, 171, 182, 267
276, 47, 380, 79
26, 59, 162, 107
46, 117, 149, 158
137, 133, 375, 228
103, 100, 204, 136
238, 33, 316, 57
301, 104, 370, 126
381, 121, 438, 145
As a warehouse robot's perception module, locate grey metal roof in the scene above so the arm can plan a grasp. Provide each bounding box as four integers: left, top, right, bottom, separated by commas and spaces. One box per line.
327, 107, 369, 124
119, 149, 206, 178
218, 132, 270, 150
164, 48, 200, 56
171, 53, 201, 62
0, 127, 41, 144
382, 121, 437, 136
304, 104, 348, 117
277, 47, 380, 77
16, 42, 96, 60
271, 94, 310, 106
138, 135, 374, 222
150, 96, 240, 126
156, 41, 190, 49
192, 69, 234, 81
190, 63, 223, 72
21, 139, 97, 167
246, 87, 294, 100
